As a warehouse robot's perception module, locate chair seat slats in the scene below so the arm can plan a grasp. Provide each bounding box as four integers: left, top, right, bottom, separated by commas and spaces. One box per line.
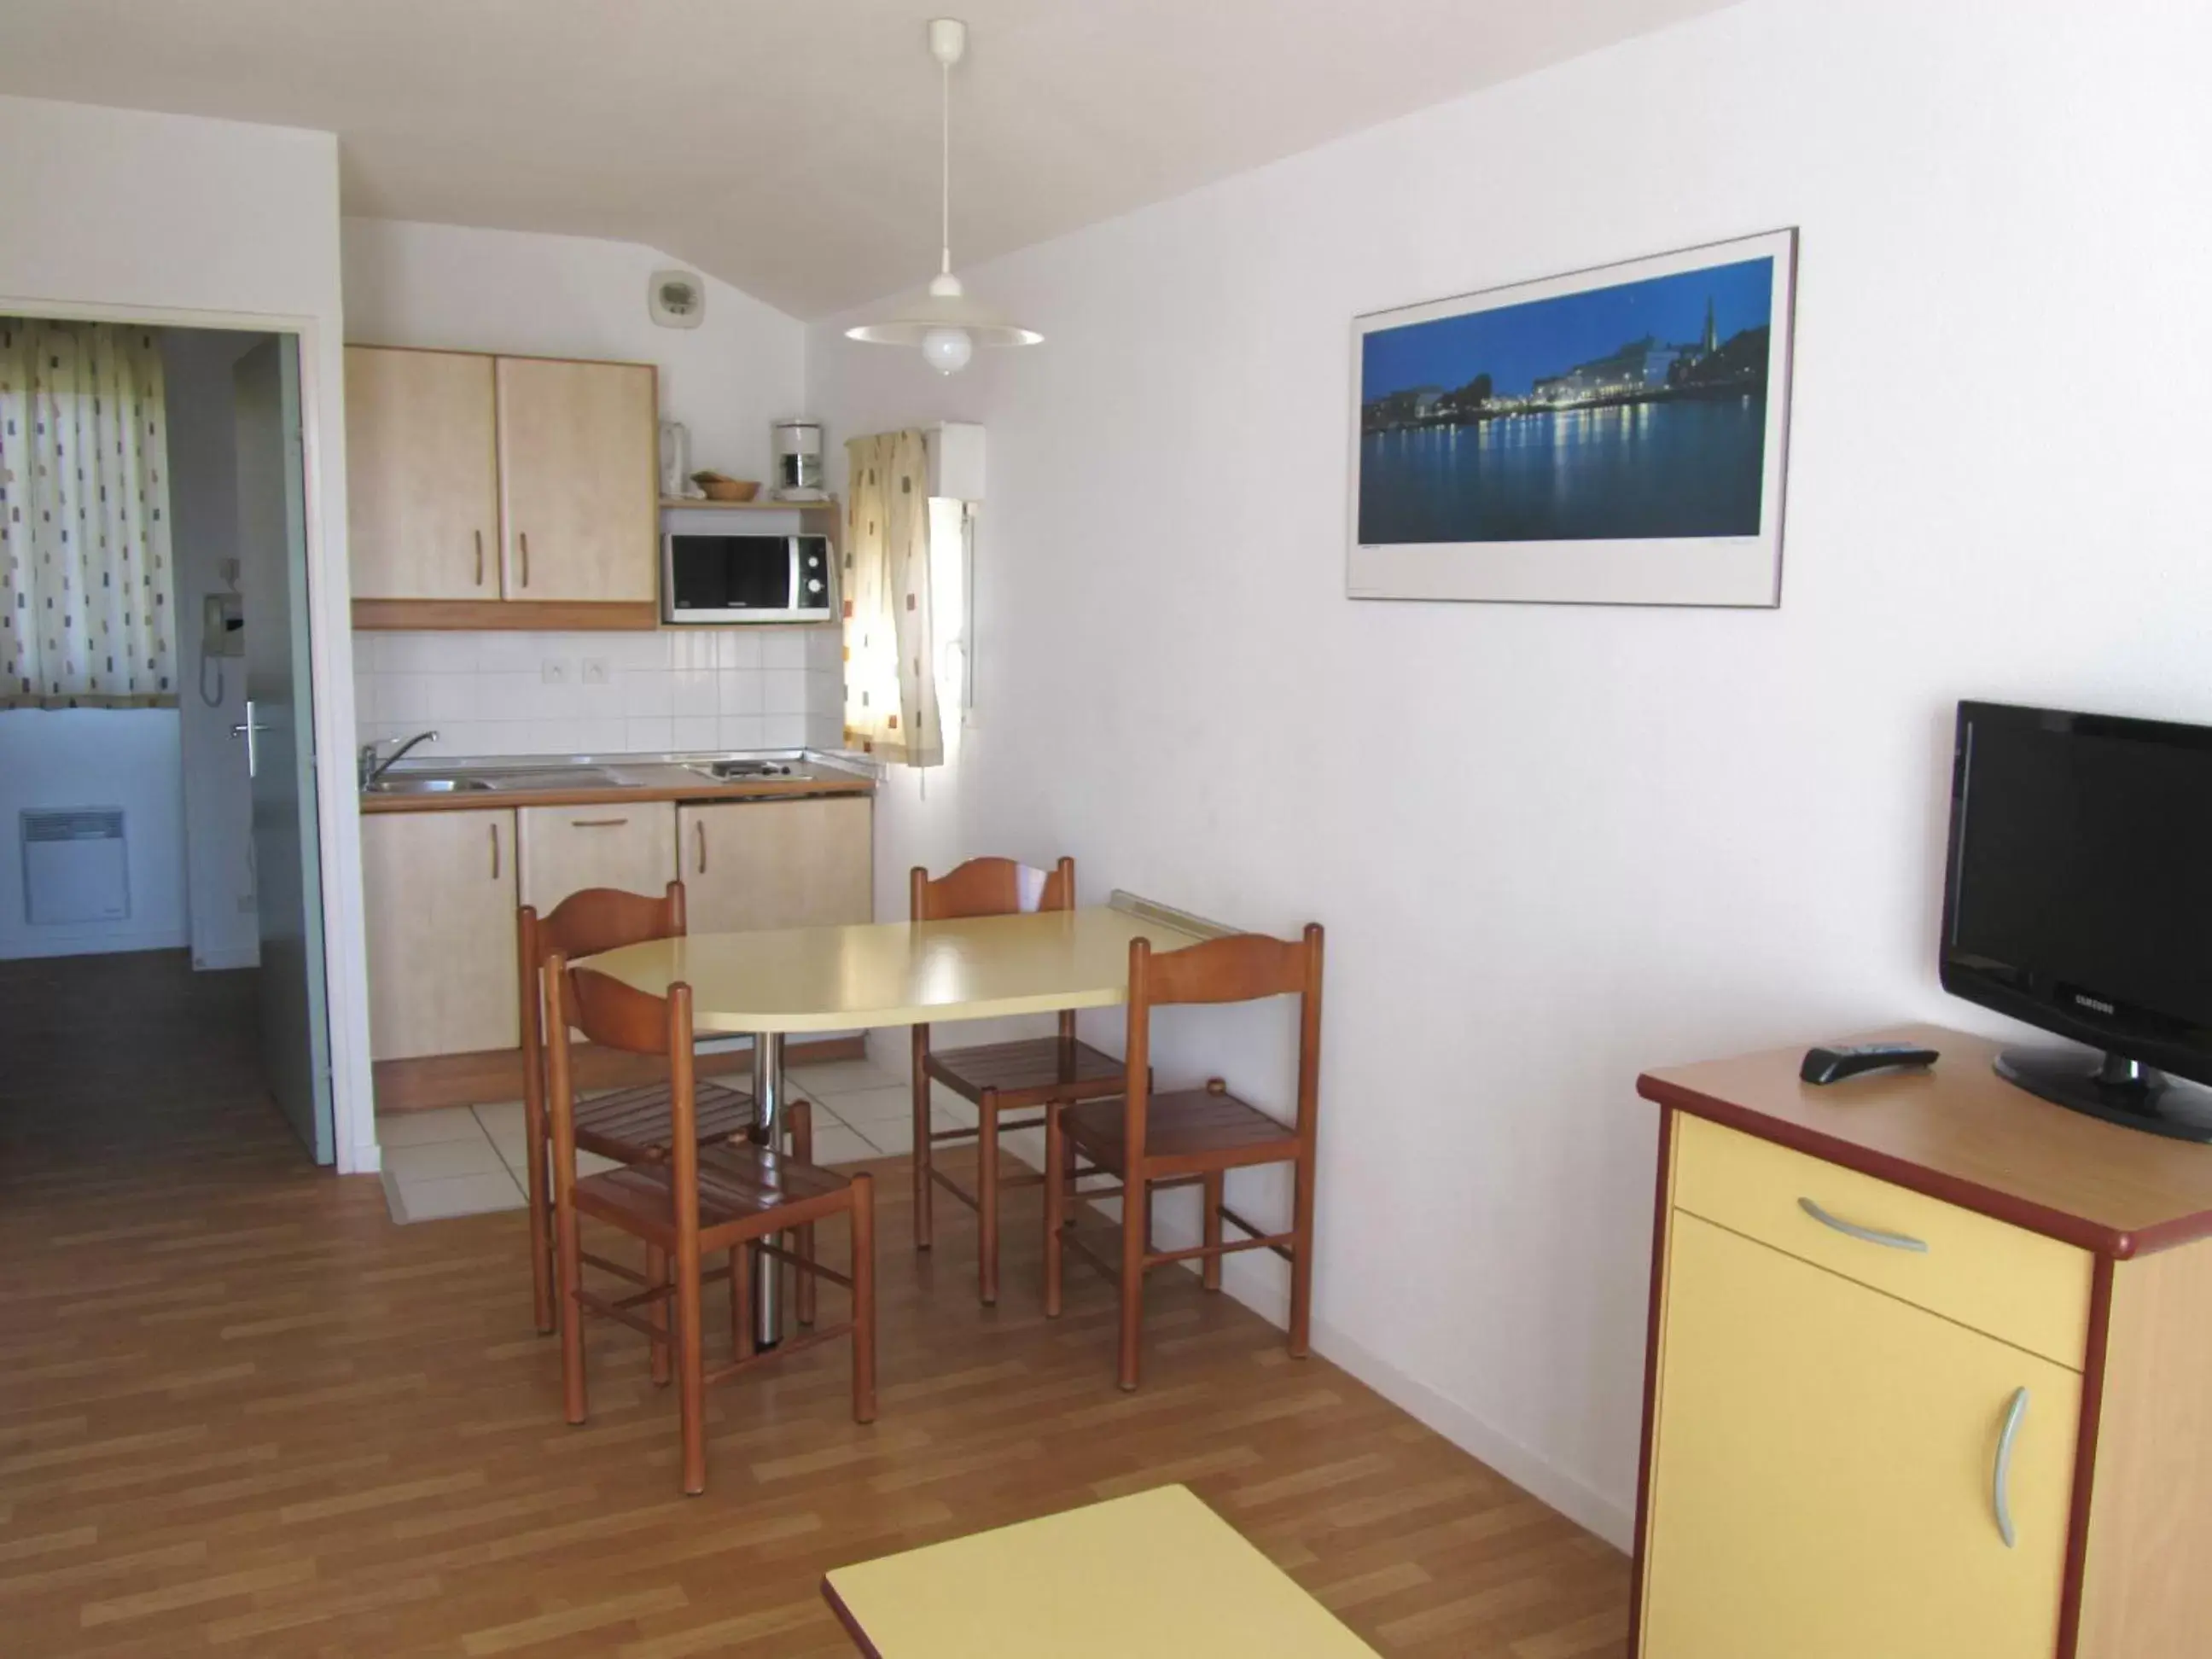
924, 1036, 1126, 1104
573, 1077, 754, 1161
1062, 1088, 1296, 1170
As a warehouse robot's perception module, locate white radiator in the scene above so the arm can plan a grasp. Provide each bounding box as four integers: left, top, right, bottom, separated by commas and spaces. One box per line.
21, 808, 131, 926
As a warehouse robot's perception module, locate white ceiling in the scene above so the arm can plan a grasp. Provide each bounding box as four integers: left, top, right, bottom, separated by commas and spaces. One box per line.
0, 0, 1738, 318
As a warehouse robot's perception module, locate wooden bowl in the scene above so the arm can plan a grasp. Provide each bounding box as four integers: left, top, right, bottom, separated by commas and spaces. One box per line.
690, 472, 760, 503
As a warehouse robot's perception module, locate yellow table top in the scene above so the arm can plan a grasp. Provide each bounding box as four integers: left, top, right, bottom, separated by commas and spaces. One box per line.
576, 904, 1213, 1034
821, 1485, 1380, 1657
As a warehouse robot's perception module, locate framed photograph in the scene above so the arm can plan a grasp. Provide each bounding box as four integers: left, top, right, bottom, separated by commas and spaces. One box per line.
1348, 229, 1797, 608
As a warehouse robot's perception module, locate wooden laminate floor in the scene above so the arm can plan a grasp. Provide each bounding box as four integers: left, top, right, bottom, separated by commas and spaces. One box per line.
0, 951, 1630, 1657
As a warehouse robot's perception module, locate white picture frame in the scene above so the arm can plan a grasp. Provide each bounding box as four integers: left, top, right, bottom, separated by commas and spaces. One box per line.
1347, 228, 1798, 608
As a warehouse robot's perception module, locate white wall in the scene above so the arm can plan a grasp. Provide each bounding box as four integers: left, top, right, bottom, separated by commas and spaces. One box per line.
808, 0, 2212, 1545
341, 218, 806, 486
0, 94, 375, 1173
0, 711, 187, 959
163, 328, 264, 970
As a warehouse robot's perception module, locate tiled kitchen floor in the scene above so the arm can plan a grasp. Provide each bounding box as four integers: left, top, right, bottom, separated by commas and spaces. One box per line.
376, 1053, 975, 1224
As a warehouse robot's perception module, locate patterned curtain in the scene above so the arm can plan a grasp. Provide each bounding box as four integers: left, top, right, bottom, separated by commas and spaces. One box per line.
0, 319, 178, 708
842, 429, 942, 767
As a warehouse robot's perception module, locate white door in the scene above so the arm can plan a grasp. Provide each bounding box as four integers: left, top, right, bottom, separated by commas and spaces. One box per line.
234, 338, 335, 1164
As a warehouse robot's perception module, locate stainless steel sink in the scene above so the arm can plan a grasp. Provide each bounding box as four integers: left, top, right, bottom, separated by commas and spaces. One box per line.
476, 767, 632, 791
365, 776, 494, 795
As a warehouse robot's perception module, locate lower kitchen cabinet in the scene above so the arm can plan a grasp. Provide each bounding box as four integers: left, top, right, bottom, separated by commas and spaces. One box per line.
678, 796, 873, 932
362, 809, 519, 1061
517, 801, 677, 912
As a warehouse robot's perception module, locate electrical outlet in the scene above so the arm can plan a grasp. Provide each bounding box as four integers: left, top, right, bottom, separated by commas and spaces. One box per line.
542, 660, 571, 685
580, 658, 610, 686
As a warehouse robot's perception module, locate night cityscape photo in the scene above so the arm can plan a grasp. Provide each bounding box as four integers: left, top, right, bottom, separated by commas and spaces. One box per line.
1357, 255, 1778, 546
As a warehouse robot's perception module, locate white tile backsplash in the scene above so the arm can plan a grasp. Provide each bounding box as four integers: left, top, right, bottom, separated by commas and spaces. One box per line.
353, 628, 842, 760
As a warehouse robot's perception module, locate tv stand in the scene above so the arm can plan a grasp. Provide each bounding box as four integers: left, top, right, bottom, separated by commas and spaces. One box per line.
1996, 1045, 2212, 1144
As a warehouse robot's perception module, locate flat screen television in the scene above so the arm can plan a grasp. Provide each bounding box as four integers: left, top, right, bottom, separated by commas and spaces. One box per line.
1941, 701, 2212, 1140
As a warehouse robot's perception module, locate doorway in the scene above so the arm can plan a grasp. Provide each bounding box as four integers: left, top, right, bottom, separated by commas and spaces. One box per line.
0, 316, 335, 1164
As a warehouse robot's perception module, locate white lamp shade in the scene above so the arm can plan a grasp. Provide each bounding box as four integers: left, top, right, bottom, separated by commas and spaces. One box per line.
845, 283, 1042, 349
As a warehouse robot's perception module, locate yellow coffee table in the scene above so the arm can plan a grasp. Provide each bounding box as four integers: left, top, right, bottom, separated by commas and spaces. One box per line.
820, 1485, 1380, 1656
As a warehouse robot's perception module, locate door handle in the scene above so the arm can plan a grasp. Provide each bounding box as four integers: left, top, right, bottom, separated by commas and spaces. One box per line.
1993, 1386, 2029, 1548
474, 528, 485, 588
569, 818, 630, 829
695, 820, 707, 874
1797, 1197, 1929, 1253
519, 531, 530, 589
490, 823, 501, 881
230, 700, 271, 778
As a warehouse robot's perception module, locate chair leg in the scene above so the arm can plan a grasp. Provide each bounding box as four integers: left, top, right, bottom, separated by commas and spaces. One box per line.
738, 1247, 756, 1362
1118, 1169, 1147, 1391
976, 1092, 1000, 1307
1043, 1103, 1065, 1318
911, 1029, 933, 1251
849, 1173, 878, 1423
556, 1192, 588, 1425
1289, 1149, 1316, 1360
522, 1085, 556, 1336
792, 1099, 818, 1329
1202, 1172, 1225, 1293
676, 1246, 707, 1495
646, 1244, 671, 1387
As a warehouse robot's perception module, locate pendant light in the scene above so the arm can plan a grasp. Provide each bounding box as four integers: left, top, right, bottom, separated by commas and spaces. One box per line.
844, 17, 1042, 373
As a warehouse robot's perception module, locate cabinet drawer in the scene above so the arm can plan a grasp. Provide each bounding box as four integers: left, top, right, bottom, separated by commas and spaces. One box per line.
517, 801, 677, 913
1671, 1114, 2092, 1369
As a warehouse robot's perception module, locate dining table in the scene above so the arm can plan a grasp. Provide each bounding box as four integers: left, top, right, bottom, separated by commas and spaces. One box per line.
577, 891, 1222, 1346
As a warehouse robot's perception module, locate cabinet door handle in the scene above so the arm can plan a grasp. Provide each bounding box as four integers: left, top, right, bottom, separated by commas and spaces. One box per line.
474, 528, 485, 588
519, 531, 530, 588
570, 818, 629, 829
695, 820, 707, 874
1796, 1197, 1929, 1253
489, 823, 501, 880
1993, 1386, 2029, 1548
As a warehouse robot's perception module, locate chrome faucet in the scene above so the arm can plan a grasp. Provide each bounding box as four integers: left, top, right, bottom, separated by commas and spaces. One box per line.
358, 731, 440, 789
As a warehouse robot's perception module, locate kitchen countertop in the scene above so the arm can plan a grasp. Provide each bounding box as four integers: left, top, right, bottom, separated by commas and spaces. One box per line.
358, 753, 876, 814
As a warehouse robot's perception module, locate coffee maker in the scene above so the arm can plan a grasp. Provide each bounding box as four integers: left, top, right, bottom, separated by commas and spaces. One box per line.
771, 418, 826, 501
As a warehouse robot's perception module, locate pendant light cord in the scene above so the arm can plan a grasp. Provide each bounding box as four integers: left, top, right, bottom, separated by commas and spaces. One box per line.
940, 55, 952, 277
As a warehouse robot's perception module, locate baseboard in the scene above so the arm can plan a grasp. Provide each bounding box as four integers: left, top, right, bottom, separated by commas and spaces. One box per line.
1307, 1316, 1635, 1551
1049, 1144, 1636, 1554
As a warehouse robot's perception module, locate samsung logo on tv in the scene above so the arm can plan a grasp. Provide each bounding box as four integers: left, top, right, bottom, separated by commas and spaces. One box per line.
2073, 993, 2117, 1016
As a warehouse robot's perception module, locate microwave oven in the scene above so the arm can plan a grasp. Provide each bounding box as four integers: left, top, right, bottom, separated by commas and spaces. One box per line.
661, 515, 836, 624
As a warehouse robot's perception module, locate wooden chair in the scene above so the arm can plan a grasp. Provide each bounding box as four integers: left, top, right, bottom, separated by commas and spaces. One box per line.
1044, 925, 1324, 1390
518, 882, 812, 1335
548, 957, 876, 1495
911, 857, 1128, 1304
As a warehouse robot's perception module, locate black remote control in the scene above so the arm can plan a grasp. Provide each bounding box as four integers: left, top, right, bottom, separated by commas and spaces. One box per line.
1800, 1042, 1941, 1085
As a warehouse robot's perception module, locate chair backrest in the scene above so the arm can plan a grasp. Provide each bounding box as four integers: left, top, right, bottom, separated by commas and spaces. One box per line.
911, 855, 1075, 923
519, 881, 687, 1083
1121, 924, 1324, 1167
544, 958, 700, 1230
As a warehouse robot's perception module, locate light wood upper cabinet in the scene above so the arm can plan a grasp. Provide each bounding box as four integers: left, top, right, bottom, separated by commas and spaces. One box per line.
363, 810, 519, 1061
345, 347, 499, 600
517, 801, 678, 914
494, 357, 658, 603
677, 797, 873, 934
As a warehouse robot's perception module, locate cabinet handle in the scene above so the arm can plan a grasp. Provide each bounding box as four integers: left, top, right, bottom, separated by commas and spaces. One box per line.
1993, 1386, 2029, 1548
519, 531, 530, 588
570, 818, 629, 829
1796, 1197, 1929, 1253
489, 823, 501, 880
695, 820, 707, 874
474, 528, 485, 588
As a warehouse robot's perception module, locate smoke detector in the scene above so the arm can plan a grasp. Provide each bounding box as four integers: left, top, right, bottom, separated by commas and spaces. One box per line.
649, 269, 705, 329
